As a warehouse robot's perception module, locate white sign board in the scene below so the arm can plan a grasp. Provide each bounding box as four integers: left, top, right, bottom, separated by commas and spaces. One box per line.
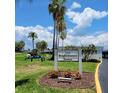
57, 50, 79, 61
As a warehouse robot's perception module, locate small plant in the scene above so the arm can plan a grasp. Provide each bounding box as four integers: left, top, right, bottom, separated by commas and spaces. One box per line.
63, 71, 72, 78
74, 72, 82, 80
48, 71, 59, 78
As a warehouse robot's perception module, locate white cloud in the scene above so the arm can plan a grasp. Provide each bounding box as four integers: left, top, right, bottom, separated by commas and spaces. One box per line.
16, 25, 108, 50
66, 7, 108, 32
15, 25, 53, 49
62, 32, 108, 50
47, 26, 53, 31
70, 2, 81, 9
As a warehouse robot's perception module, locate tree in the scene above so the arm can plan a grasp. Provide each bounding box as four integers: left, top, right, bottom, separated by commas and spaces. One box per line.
56, 19, 66, 48
55, 4, 66, 49
81, 44, 97, 61
36, 40, 48, 51
16, 0, 67, 70
40, 40, 48, 51
48, 0, 67, 70
16, 0, 66, 55
19, 40, 25, 49
15, 40, 25, 52
36, 42, 41, 51
15, 41, 20, 52
64, 45, 78, 50
48, 0, 66, 60
59, 31, 66, 49
28, 32, 38, 50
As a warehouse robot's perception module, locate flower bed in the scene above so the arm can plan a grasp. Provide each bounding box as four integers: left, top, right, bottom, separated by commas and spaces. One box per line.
48, 70, 82, 80
39, 71, 95, 89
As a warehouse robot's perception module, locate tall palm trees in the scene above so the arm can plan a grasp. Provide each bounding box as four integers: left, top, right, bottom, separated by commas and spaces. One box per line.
48, 0, 67, 70
48, 0, 66, 60
28, 32, 38, 50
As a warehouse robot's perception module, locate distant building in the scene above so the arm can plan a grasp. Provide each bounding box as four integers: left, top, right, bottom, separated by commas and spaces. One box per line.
40, 49, 53, 54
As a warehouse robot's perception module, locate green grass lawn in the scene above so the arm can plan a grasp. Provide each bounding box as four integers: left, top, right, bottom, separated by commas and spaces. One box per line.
15, 53, 97, 93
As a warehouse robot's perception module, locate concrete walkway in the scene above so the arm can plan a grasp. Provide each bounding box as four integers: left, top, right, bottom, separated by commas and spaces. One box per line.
99, 59, 108, 93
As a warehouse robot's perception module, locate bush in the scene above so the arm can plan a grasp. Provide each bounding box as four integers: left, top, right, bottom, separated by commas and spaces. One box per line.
48, 70, 82, 80
82, 59, 100, 62
63, 71, 72, 78
42, 53, 52, 60
48, 71, 59, 78
88, 59, 100, 62
73, 72, 81, 80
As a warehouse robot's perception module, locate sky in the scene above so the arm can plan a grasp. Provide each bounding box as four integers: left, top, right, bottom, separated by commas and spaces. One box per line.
15, 0, 108, 50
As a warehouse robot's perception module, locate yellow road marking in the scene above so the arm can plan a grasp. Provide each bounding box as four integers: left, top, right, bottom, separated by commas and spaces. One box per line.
95, 60, 102, 93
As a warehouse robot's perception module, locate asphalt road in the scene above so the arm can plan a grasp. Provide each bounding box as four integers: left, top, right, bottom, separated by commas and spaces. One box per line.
99, 59, 108, 93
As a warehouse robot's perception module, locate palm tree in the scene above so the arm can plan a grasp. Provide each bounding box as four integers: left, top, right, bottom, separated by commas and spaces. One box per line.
48, 0, 66, 71
48, 0, 66, 59
55, 1, 66, 49
56, 19, 66, 47
59, 31, 66, 50
28, 32, 38, 50
48, 0, 59, 60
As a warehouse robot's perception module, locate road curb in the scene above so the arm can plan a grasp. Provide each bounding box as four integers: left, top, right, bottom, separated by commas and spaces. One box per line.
95, 60, 102, 93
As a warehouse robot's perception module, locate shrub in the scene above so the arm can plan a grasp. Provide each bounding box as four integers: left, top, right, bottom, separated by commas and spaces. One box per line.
63, 71, 72, 78
48, 71, 59, 78
48, 70, 82, 80
88, 59, 100, 62
73, 72, 81, 80
82, 59, 100, 62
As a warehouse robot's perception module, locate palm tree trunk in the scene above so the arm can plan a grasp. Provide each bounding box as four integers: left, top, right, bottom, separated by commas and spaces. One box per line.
51, 20, 56, 60
55, 30, 58, 49
54, 21, 58, 70
32, 39, 34, 50
56, 31, 60, 49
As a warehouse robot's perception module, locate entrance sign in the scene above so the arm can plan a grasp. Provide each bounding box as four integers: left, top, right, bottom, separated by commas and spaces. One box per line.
54, 47, 103, 76
57, 50, 79, 61
54, 49, 83, 76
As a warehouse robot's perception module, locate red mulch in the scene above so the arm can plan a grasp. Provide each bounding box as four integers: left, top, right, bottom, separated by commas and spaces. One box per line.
39, 72, 95, 89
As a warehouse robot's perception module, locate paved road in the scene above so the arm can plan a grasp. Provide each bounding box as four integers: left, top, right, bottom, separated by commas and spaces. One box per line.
99, 59, 108, 93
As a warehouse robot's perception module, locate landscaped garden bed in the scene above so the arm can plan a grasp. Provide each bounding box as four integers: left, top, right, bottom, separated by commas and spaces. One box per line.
39, 70, 95, 89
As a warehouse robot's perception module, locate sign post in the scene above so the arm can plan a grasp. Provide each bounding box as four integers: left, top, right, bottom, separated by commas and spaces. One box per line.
79, 49, 83, 76
54, 49, 58, 70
